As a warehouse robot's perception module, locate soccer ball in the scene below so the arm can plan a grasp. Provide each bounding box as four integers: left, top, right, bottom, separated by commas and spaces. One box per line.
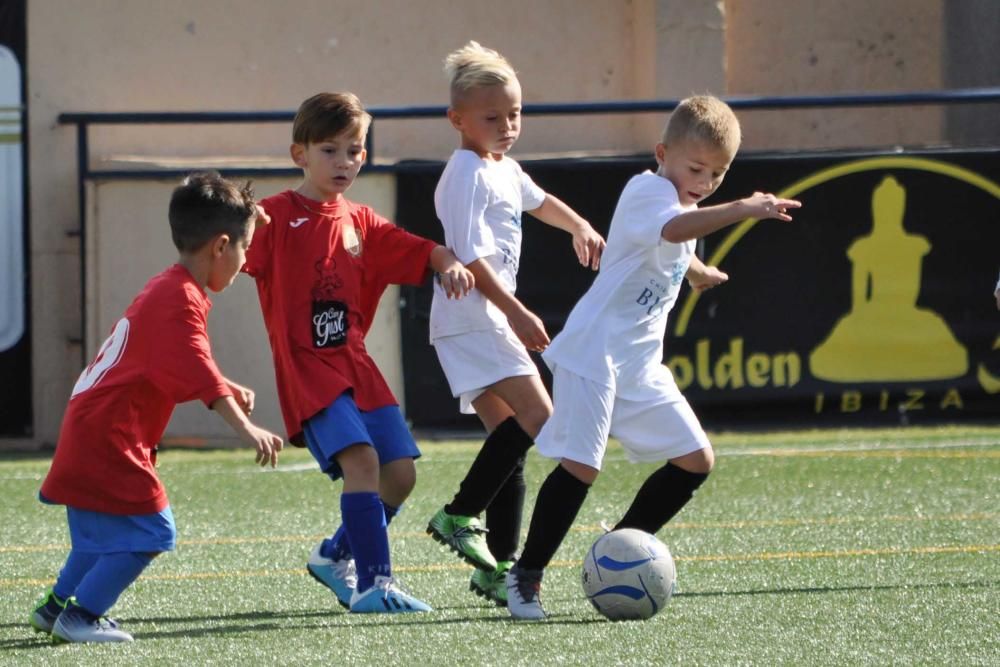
581, 528, 676, 621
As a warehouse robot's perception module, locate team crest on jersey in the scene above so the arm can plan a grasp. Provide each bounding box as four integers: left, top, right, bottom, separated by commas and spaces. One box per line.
342, 224, 362, 257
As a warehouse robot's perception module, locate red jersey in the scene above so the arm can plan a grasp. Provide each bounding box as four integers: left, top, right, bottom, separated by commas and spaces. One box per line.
40, 264, 231, 515
245, 191, 435, 443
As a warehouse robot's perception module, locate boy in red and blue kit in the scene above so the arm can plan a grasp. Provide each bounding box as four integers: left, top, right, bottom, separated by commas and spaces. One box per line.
245, 92, 474, 612
31, 172, 284, 643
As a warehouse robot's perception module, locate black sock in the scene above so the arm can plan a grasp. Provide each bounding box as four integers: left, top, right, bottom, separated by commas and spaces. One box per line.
445, 417, 533, 517
485, 455, 526, 562
615, 462, 709, 534
517, 464, 591, 571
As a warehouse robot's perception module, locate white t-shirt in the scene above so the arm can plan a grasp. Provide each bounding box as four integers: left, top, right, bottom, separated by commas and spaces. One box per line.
543, 171, 696, 399
429, 149, 546, 340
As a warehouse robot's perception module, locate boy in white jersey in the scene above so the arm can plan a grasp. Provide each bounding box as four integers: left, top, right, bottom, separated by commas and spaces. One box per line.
426, 41, 604, 605
506, 95, 802, 619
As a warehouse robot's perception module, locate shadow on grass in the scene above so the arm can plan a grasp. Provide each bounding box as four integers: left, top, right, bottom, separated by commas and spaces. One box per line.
4, 580, 994, 647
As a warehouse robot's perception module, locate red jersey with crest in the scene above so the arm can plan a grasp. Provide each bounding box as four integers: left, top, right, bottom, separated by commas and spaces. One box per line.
245, 191, 436, 443
40, 264, 232, 515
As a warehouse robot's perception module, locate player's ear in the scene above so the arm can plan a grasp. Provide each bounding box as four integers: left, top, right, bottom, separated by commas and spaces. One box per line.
654, 143, 667, 166
447, 108, 463, 131
213, 233, 231, 257
290, 143, 307, 168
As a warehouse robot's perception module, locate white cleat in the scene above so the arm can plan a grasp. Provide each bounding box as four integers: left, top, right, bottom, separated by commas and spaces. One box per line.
51, 603, 133, 643
506, 565, 546, 620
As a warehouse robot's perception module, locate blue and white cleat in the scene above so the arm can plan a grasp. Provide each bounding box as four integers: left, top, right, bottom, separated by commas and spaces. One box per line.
349, 575, 432, 613
29, 588, 67, 634
51, 602, 133, 643
306, 543, 357, 608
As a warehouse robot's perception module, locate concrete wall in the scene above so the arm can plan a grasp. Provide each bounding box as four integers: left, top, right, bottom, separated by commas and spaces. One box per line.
84, 173, 401, 442
16, 0, 996, 447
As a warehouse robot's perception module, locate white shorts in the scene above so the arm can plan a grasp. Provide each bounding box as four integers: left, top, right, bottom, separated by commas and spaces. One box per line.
432, 328, 539, 414
536, 364, 710, 470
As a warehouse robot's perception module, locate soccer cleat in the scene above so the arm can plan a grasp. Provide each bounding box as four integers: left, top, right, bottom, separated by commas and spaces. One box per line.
29, 588, 67, 634
426, 508, 497, 571
506, 565, 546, 620
50, 601, 133, 643
470, 560, 514, 607
349, 575, 432, 614
306, 542, 357, 609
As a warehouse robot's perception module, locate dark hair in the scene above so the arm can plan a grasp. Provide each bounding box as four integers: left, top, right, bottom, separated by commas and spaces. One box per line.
292, 92, 372, 145
168, 171, 256, 253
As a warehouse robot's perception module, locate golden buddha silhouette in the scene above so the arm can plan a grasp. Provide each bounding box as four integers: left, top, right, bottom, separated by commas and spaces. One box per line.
810, 175, 968, 381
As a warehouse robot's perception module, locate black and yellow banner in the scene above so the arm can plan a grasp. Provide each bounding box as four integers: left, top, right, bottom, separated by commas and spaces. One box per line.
397, 149, 1000, 429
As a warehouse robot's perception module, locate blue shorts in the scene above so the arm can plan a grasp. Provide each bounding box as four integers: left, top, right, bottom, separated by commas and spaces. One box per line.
303, 393, 420, 481
66, 505, 176, 554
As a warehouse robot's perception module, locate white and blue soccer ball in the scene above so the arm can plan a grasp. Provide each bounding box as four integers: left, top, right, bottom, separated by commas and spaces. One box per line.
581, 528, 676, 621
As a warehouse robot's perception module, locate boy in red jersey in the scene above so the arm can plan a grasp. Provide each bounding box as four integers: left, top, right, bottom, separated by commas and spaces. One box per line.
31, 172, 284, 643
245, 92, 474, 613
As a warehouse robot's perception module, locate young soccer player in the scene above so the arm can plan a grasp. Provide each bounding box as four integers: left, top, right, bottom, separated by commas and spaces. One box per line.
244, 92, 474, 613
425, 41, 605, 606
505, 96, 802, 619
30, 172, 284, 643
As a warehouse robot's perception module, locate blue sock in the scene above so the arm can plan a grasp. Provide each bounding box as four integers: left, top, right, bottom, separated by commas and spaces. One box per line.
341, 492, 390, 592
73, 552, 153, 617
53, 550, 100, 601
321, 500, 401, 561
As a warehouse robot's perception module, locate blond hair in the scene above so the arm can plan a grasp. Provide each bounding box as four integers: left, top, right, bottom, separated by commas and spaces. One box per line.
662, 95, 741, 156
445, 41, 517, 106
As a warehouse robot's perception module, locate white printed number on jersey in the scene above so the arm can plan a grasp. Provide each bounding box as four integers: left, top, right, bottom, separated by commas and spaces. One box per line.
71, 318, 130, 397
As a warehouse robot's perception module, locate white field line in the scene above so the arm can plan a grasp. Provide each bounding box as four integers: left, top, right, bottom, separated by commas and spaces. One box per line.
1, 438, 996, 482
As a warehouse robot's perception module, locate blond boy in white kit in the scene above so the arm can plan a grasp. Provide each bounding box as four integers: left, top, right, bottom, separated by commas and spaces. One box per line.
506, 95, 802, 619
426, 41, 605, 605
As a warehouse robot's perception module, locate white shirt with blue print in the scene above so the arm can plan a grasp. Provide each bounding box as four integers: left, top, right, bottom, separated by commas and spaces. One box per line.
430, 149, 546, 340
543, 171, 696, 400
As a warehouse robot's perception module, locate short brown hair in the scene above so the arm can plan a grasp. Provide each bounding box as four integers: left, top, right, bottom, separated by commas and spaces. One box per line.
663, 95, 741, 156
292, 92, 372, 145
168, 171, 256, 253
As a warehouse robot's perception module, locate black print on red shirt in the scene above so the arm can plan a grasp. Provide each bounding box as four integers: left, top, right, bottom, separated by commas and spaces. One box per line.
312, 257, 348, 348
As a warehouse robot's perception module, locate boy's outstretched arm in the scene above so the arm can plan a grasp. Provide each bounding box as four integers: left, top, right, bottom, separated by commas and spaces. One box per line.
662, 192, 802, 243
528, 195, 605, 270
211, 395, 283, 468
464, 257, 550, 353
686, 256, 729, 292
429, 246, 475, 299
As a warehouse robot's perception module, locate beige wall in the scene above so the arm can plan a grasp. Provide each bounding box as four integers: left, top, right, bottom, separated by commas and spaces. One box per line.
84, 173, 401, 443
17, 0, 993, 447
725, 0, 944, 150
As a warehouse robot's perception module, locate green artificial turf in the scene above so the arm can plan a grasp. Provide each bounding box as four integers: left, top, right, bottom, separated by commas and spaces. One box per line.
1, 426, 997, 665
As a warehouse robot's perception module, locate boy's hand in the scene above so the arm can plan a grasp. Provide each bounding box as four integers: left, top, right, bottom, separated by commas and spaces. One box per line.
243, 423, 283, 468
743, 192, 802, 221
509, 306, 550, 353
438, 264, 475, 299
572, 224, 606, 271
254, 204, 271, 227
227, 381, 255, 416
688, 265, 729, 292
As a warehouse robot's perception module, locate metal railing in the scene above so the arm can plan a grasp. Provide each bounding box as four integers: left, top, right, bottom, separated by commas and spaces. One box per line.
57, 87, 1000, 362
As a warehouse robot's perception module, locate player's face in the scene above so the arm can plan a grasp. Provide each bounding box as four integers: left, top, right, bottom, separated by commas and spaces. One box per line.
208, 222, 255, 293
293, 128, 367, 201
656, 139, 734, 207
449, 80, 522, 159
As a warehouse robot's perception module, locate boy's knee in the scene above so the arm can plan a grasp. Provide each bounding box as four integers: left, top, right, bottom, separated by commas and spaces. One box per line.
672, 445, 714, 475
382, 459, 416, 492
336, 443, 380, 482
517, 403, 552, 439
560, 458, 600, 485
